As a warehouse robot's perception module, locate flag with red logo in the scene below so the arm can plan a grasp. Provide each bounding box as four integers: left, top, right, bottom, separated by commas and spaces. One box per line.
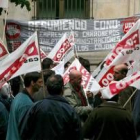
0, 0, 8, 8
63, 58, 100, 94
100, 71, 140, 99
0, 32, 41, 87
40, 48, 47, 61
121, 16, 138, 34
0, 38, 8, 60
47, 32, 75, 62
93, 19, 140, 87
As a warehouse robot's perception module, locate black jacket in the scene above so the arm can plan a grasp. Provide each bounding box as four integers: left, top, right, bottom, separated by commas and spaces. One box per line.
21, 95, 82, 140
83, 102, 136, 140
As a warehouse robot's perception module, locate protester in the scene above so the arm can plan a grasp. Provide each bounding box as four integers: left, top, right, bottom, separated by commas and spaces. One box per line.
20, 75, 82, 140
83, 95, 136, 140
92, 61, 106, 107
9, 76, 21, 96
33, 69, 55, 101
113, 63, 136, 112
0, 82, 13, 112
132, 90, 140, 140
6, 72, 43, 140
0, 102, 9, 140
33, 57, 55, 101
42, 57, 54, 70
64, 61, 71, 72
63, 70, 93, 123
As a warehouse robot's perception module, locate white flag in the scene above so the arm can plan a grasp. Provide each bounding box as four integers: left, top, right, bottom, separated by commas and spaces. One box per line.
100, 71, 140, 99
40, 48, 47, 61
52, 60, 64, 76
0, 0, 8, 8
93, 19, 140, 87
47, 32, 75, 62
0, 32, 41, 85
63, 58, 100, 94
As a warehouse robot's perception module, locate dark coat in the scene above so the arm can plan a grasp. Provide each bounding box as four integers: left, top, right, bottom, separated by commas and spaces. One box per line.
0, 102, 9, 140
118, 86, 136, 112
132, 89, 140, 138
21, 95, 82, 140
83, 102, 136, 140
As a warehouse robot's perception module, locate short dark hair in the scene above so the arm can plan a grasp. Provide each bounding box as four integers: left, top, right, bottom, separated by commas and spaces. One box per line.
120, 67, 128, 75
64, 61, 71, 69
43, 69, 55, 83
42, 58, 53, 70
24, 72, 41, 87
46, 75, 64, 95
78, 56, 90, 72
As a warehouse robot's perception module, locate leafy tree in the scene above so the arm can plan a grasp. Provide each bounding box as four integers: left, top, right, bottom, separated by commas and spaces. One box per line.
0, 0, 32, 15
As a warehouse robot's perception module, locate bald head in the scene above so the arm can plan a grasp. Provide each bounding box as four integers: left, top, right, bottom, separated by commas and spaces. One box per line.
69, 70, 82, 87
114, 64, 128, 71
69, 70, 82, 79
113, 64, 128, 81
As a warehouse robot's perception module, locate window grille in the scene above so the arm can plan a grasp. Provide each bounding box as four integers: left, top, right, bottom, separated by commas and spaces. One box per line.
36, 0, 90, 19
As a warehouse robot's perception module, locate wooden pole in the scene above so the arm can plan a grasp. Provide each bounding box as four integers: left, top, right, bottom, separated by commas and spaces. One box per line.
123, 88, 137, 108
36, 31, 46, 98
2, 8, 8, 44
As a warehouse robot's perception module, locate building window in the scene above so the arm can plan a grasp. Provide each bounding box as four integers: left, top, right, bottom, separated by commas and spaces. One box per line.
36, 0, 89, 19
36, 0, 59, 19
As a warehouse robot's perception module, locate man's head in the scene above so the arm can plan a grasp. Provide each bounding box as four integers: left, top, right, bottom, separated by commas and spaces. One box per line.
43, 69, 55, 83
64, 61, 71, 72
42, 58, 54, 70
24, 72, 43, 94
69, 70, 82, 88
46, 75, 64, 95
113, 64, 128, 81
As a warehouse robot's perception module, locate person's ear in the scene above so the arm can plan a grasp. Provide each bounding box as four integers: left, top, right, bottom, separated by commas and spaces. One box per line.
31, 81, 35, 86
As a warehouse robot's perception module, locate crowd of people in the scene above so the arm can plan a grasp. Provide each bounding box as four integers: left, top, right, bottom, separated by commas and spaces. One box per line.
0, 57, 139, 140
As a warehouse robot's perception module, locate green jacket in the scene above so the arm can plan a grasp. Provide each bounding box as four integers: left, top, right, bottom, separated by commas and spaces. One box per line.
63, 83, 93, 121
6, 89, 34, 140
118, 86, 136, 112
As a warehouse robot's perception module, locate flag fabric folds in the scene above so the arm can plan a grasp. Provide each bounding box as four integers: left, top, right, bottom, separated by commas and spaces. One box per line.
0, 38, 8, 60
93, 19, 140, 88
100, 71, 140, 99
47, 32, 75, 62
0, 32, 41, 87
63, 58, 101, 95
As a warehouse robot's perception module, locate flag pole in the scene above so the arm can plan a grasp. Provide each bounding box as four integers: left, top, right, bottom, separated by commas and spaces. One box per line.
2, 0, 9, 45
36, 31, 46, 98
72, 30, 78, 58
74, 44, 78, 58
1, 2, 25, 92
70, 20, 78, 59
123, 88, 137, 108
2, 9, 8, 42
